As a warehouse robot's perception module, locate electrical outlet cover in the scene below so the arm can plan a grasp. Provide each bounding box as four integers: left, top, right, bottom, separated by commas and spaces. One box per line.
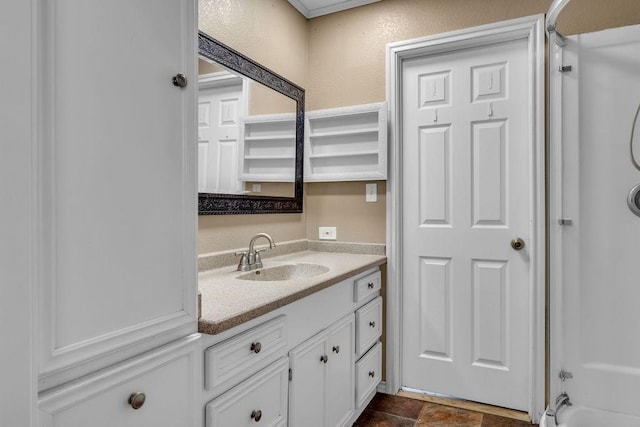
318, 226, 337, 240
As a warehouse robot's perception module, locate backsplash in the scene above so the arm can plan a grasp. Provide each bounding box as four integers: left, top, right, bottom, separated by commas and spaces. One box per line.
198, 239, 385, 272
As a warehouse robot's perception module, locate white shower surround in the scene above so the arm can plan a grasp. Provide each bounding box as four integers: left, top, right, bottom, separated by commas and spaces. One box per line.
549, 21, 640, 427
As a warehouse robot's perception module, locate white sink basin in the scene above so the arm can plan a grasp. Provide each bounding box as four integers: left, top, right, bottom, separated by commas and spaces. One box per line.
237, 263, 330, 281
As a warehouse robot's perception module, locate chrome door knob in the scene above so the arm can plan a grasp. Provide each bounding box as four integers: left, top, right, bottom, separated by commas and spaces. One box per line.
511, 238, 525, 251
172, 73, 188, 88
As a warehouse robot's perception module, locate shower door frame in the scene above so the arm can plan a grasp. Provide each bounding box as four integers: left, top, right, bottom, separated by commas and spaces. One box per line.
385, 14, 547, 422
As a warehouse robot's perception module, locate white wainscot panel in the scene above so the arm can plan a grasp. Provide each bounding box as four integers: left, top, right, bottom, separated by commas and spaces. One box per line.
472, 259, 508, 370
418, 257, 452, 361
472, 120, 507, 227
418, 125, 451, 227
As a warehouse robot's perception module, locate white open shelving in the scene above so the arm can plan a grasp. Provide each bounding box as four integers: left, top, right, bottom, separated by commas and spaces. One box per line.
239, 113, 296, 182
304, 102, 387, 182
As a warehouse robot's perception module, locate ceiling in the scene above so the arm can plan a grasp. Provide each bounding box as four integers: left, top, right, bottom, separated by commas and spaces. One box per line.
287, 0, 381, 18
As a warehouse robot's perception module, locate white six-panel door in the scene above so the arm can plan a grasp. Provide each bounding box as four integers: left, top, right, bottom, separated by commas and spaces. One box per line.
401, 38, 531, 411
198, 83, 243, 194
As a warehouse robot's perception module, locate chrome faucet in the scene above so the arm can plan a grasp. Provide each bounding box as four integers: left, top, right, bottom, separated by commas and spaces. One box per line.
235, 233, 276, 271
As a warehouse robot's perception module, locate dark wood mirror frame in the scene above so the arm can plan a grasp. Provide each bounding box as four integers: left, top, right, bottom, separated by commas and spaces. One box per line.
197, 31, 305, 215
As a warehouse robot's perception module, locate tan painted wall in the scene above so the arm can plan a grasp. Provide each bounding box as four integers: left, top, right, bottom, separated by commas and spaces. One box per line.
198, 0, 640, 254
306, 181, 386, 243
198, 0, 309, 254
199, 0, 308, 87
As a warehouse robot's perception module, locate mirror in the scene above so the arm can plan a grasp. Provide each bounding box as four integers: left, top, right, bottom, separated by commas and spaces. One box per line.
197, 31, 304, 215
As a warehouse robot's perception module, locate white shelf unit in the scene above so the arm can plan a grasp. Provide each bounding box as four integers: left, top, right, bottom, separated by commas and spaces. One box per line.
305, 102, 387, 182
239, 113, 296, 182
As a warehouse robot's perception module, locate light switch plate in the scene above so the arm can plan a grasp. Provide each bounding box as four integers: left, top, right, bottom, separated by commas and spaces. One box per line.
319, 226, 337, 240
366, 183, 377, 202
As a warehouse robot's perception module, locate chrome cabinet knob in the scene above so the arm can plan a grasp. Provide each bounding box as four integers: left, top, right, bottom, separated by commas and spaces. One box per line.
369, 321, 376, 328
369, 371, 375, 378
172, 73, 188, 88
251, 409, 262, 422
320, 354, 328, 364
251, 342, 262, 354
128, 392, 146, 410
332, 345, 340, 354
367, 282, 374, 289
511, 238, 525, 251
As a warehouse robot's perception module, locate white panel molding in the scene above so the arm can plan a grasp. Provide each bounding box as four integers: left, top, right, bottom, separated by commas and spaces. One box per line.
386, 14, 545, 421
419, 257, 452, 361
418, 125, 451, 226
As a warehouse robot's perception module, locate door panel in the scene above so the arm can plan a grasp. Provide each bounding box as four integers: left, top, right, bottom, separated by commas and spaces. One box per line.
401, 38, 530, 410
198, 84, 243, 193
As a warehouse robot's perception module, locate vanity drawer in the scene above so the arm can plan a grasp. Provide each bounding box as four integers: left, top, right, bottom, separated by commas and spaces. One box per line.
354, 270, 381, 304
39, 335, 200, 427
206, 357, 288, 427
355, 341, 382, 409
355, 296, 382, 357
205, 315, 286, 393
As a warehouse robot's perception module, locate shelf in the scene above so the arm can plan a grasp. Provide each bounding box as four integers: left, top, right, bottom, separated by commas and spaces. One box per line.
244, 135, 295, 141
305, 102, 387, 182
239, 113, 296, 183
244, 155, 295, 160
308, 128, 379, 139
307, 150, 379, 159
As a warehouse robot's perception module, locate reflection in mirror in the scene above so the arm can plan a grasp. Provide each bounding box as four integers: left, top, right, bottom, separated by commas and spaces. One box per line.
197, 31, 304, 215
198, 58, 296, 196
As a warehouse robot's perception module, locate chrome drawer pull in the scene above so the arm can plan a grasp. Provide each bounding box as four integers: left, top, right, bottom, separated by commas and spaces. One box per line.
250, 341, 262, 354
367, 282, 374, 289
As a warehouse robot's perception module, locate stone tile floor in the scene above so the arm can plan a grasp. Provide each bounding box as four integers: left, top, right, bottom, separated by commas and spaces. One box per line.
353, 393, 539, 427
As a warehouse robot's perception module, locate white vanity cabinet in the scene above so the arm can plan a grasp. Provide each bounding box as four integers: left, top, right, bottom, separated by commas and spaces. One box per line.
35, 0, 200, 422
201, 265, 384, 427
289, 314, 355, 427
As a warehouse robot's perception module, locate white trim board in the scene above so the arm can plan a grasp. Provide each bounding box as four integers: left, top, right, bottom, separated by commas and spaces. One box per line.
384, 14, 546, 423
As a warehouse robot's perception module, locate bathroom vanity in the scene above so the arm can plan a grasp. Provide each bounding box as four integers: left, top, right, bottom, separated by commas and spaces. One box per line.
198, 250, 386, 427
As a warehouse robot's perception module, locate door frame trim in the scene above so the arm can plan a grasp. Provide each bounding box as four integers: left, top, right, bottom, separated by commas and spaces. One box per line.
385, 14, 545, 422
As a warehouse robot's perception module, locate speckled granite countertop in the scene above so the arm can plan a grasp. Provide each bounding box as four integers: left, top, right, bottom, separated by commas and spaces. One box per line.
198, 250, 386, 335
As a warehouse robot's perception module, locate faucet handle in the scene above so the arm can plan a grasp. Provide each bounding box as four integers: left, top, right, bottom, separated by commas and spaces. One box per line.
235, 251, 250, 272
253, 248, 268, 269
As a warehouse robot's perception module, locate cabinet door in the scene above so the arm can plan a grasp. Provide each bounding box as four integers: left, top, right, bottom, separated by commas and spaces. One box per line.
326, 315, 355, 427
39, 335, 201, 427
37, 0, 197, 389
288, 333, 327, 427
